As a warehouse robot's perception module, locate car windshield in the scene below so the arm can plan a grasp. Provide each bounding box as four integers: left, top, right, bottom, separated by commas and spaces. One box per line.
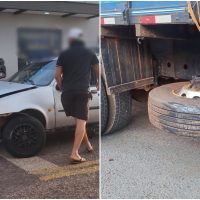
9, 60, 56, 86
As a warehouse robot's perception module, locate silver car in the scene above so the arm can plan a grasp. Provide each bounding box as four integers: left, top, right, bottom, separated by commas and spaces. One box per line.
0, 59, 99, 158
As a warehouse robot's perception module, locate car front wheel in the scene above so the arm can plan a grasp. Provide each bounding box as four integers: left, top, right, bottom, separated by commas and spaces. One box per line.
2, 115, 46, 158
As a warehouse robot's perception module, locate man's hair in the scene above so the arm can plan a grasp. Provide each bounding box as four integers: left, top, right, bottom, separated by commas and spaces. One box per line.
0, 58, 4, 65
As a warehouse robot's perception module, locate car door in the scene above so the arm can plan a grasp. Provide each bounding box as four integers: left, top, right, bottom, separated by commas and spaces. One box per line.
53, 71, 99, 128
52, 80, 74, 127
88, 71, 99, 123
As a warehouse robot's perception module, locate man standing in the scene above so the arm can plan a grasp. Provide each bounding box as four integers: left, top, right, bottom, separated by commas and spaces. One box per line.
0, 58, 6, 79
55, 28, 99, 164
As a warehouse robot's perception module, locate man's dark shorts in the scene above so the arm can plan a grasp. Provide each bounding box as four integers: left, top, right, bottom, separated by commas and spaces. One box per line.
61, 91, 90, 121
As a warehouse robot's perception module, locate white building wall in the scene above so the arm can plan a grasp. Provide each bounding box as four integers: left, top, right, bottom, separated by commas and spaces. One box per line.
0, 13, 99, 77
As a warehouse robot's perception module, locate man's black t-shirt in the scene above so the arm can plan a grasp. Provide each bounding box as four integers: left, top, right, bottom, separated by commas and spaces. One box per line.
56, 41, 99, 93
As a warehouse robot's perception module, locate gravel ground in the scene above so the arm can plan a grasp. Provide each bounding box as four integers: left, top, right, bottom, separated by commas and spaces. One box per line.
101, 100, 200, 199
0, 128, 99, 199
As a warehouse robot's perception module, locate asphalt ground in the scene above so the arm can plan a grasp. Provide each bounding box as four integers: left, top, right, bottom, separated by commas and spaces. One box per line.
101, 100, 200, 199
0, 127, 99, 199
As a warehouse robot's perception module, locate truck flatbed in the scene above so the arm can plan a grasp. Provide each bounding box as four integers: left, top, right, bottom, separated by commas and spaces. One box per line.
101, 1, 193, 25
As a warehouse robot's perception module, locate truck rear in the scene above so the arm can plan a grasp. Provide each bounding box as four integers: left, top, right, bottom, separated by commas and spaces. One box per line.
101, 1, 200, 136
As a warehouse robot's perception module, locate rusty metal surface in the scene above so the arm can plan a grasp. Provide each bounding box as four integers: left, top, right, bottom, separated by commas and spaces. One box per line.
101, 26, 135, 39
107, 77, 154, 94
101, 26, 153, 93
148, 37, 200, 80
101, 24, 200, 93
135, 24, 200, 40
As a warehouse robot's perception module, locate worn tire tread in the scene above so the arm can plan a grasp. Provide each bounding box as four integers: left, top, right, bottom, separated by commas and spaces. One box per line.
103, 91, 132, 134
148, 82, 200, 137
101, 80, 109, 133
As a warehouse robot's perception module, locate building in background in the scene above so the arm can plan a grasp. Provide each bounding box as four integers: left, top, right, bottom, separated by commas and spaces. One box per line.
0, 1, 99, 77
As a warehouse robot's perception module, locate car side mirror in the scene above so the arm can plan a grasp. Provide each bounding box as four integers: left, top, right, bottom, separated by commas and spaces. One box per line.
0, 72, 6, 79
91, 89, 97, 94
0, 58, 6, 79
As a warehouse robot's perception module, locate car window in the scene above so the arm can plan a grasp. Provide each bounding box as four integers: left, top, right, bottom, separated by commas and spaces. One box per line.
9, 60, 56, 86
9, 59, 97, 87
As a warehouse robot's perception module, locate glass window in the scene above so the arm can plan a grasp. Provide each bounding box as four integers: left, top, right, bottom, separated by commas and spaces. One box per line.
9, 60, 56, 86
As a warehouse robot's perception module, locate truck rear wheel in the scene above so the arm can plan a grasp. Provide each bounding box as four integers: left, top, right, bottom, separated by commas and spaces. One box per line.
102, 84, 132, 134
101, 80, 109, 133
2, 115, 46, 157
148, 82, 200, 137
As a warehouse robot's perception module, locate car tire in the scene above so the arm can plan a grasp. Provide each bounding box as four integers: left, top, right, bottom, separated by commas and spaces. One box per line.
3, 115, 46, 157
148, 82, 200, 137
101, 80, 109, 133
102, 88, 132, 135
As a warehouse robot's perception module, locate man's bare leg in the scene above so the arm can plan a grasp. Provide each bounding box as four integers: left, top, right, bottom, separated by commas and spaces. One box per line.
83, 131, 93, 151
70, 118, 86, 160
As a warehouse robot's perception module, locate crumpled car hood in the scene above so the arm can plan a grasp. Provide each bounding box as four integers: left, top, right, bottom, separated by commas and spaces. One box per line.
0, 81, 36, 98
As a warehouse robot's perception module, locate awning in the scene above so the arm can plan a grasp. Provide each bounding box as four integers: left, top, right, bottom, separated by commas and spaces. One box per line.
0, 1, 99, 19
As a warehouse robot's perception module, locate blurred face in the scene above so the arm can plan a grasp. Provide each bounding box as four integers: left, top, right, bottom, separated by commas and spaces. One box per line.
68, 37, 83, 46
68, 38, 76, 45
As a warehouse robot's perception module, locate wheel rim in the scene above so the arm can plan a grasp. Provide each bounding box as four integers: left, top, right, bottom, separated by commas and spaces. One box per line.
173, 76, 200, 99
11, 123, 38, 153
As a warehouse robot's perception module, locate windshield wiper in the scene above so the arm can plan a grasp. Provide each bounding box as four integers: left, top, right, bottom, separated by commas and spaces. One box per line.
26, 79, 36, 85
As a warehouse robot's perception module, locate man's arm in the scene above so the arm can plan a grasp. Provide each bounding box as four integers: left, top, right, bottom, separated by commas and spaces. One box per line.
92, 63, 100, 91
55, 66, 63, 91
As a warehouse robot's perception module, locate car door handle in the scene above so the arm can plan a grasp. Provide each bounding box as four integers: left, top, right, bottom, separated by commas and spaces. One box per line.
91, 89, 97, 94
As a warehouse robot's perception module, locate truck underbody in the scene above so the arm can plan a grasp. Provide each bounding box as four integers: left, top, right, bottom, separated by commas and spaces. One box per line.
101, 23, 200, 135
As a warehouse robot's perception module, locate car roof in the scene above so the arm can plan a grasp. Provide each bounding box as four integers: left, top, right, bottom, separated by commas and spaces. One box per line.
30, 57, 57, 64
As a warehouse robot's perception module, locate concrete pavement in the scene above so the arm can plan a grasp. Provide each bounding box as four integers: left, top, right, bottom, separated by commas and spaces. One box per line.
101, 100, 200, 199
0, 128, 99, 199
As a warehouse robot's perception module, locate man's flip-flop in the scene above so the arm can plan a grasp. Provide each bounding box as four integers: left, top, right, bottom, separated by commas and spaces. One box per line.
70, 157, 86, 164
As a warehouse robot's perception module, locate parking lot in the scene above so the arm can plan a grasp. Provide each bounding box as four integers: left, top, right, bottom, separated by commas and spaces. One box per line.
102, 100, 200, 199
0, 128, 99, 199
